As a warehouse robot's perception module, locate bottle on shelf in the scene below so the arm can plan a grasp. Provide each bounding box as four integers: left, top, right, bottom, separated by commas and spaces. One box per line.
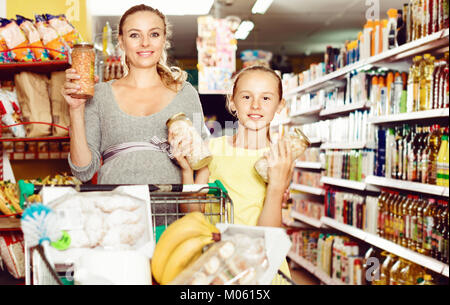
441, 200, 449, 263
397, 8, 407, 46
416, 198, 426, 254
407, 125, 418, 181
426, 124, 441, 185
407, 56, 421, 113
389, 257, 406, 285
421, 126, 431, 183
422, 198, 436, 256
418, 274, 436, 285
436, 129, 449, 186
377, 251, 396, 285
400, 194, 409, 247
418, 54, 428, 111
402, 124, 411, 180
377, 191, 388, 237
431, 200, 443, 259
409, 196, 420, 251
403, 195, 414, 248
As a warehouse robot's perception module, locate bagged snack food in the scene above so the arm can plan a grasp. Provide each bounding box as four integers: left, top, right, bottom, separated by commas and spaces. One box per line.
0, 232, 25, 279
254, 127, 310, 182
0, 35, 13, 63
15, 15, 50, 61
34, 14, 67, 60
170, 233, 269, 285
14, 71, 52, 137
0, 88, 26, 138
49, 71, 70, 136
70, 43, 95, 99
46, 14, 82, 48
166, 112, 212, 170
0, 18, 35, 62
0, 181, 22, 214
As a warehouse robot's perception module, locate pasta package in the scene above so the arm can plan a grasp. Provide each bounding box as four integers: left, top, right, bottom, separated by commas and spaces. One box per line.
0, 18, 35, 62
0, 232, 25, 279
34, 14, 67, 60
46, 14, 82, 48
16, 15, 50, 61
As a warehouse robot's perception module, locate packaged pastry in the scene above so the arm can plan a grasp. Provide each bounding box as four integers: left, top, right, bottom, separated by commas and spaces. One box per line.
0, 35, 13, 63
254, 127, 310, 182
15, 15, 50, 61
34, 14, 67, 60
166, 112, 212, 170
45, 14, 82, 48
70, 43, 95, 99
0, 18, 35, 62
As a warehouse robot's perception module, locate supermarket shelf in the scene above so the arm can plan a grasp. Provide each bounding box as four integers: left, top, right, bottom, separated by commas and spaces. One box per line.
0, 215, 21, 231
368, 108, 450, 124
290, 183, 325, 196
321, 217, 449, 277
320, 141, 376, 150
0, 59, 69, 75
295, 161, 323, 169
287, 250, 346, 285
284, 28, 449, 97
308, 137, 322, 145
365, 175, 449, 197
320, 176, 380, 192
270, 117, 291, 127
290, 210, 325, 228
291, 105, 323, 117
319, 102, 369, 117
0, 136, 69, 142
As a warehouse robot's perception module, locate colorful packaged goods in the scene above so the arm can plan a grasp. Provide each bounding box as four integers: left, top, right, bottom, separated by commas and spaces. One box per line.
15, 15, 50, 61
0, 18, 35, 62
45, 14, 82, 48
34, 14, 67, 60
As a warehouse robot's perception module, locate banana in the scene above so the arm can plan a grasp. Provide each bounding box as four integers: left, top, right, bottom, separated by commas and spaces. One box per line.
160, 235, 214, 285
151, 212, 219, 283
3, 185, 22, 213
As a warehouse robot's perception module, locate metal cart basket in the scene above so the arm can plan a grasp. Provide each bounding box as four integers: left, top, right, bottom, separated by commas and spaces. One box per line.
19, 180, 294, 285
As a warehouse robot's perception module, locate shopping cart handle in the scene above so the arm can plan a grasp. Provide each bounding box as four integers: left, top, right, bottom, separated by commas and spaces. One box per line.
208, 180, 228, 196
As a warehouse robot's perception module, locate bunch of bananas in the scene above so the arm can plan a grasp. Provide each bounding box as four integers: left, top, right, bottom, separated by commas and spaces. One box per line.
151, 212, 221, 285
0, 181, 22, 215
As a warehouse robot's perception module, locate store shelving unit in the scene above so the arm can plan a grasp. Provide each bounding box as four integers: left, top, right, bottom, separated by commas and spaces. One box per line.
290, 183, 325, 196
365, 175, 449, 197
321, 217, 449, 277
291, 105, 323, 117
290, 210, 325, 228
320, 176, 380, 192
295, 161, 323, 169
319, 101, 369, 117
287, 250, 346, 285
0, 215, 21, 231
285, 28, 449, 97
320, 141, 377, 150
368, 108, 450, 125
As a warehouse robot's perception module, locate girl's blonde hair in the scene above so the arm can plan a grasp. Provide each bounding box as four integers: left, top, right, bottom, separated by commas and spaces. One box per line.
226, 65, 283, 117
118, 4, 187, 89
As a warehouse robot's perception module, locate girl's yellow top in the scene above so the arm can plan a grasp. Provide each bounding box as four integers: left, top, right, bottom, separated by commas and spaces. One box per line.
207, 136, 291, 281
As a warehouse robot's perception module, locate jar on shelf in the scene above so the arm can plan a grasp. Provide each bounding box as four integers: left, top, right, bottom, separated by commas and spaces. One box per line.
166, 112, 212, 170
254, 127, 311, 182
70, 43, 95, 99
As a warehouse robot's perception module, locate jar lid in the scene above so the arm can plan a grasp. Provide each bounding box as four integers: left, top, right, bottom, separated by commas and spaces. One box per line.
73, 42, 94, 48
166, 112, 190, 127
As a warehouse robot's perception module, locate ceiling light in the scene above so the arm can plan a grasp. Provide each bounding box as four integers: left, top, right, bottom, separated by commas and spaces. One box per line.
234, 20, 254, 40
251, 0, 274, 14
87, 0, 214, 16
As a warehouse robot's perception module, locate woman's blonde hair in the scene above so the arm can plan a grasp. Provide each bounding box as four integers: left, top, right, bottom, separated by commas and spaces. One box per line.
225, 65, 283, 117
118, 4, 187, 89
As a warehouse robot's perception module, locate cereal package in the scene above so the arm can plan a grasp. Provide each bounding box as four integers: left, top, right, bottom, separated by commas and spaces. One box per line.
0, 18, 35, 62
34, 14, 67, 60
15, 15, 50, 61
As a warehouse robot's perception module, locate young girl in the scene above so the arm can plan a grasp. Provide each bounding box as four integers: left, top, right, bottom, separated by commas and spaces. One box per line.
173, 65, 294, 279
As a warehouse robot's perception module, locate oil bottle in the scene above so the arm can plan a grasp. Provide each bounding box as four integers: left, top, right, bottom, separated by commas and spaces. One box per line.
377, 191, 388, 237
431, 200, 443, 260
389, 257, 407, 285
396, 194, 406, 245
420, 126, 431, 183
409, 196, 420, 250
416, 198, 426, 254
419, 54, 430, 111
436, 130, 449, 187
400, 194, 411, 247
440, 200, 449, 263
378, 251, 396, 285
427, 124, 441, 185
384, 192, 394, 240
407, 56, 422, 112
422, 198, 436, 256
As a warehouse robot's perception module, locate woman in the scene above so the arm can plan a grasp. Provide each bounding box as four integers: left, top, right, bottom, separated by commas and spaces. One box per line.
62, 4, 207, 186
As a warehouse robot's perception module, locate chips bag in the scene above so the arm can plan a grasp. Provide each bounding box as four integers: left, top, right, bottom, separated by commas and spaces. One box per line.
46, 14, 82, 48
16, 15, 50, 62
0, 18, 35, 62
34, 14, 67, 60
0, 35, 13, 63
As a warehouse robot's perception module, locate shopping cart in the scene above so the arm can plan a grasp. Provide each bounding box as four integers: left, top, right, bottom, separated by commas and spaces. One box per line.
18, 180, 294, 285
